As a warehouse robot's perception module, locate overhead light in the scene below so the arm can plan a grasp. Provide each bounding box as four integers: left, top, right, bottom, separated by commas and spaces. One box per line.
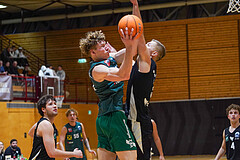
0, 5, 7, 9
78, 58, 87, 63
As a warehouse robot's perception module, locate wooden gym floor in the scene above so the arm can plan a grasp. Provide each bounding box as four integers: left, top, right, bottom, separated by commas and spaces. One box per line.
152, 155, 226, 160
87, 155, 226, 160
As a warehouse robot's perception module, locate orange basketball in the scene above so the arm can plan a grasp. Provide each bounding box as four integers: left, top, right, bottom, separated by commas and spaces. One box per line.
118, 15, 143, 39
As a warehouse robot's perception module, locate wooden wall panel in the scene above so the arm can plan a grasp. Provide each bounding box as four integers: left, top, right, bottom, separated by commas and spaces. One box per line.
156, 51, 188, 79
188, 20, 238, 50
189, 47, 239, 76
190, 74, 240, 99
152, 77, 189, 101
5, 36, 45, 60
144, 24, 187, 52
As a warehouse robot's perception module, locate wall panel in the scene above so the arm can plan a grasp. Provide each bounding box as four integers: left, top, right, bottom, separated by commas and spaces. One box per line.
190, 74, 240, 99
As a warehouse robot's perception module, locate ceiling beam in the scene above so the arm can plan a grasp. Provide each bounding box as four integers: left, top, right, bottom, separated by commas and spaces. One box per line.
1, 0, 228, 25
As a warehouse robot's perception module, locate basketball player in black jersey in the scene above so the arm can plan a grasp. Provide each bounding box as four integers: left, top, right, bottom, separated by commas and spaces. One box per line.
29, 95, 83, 160
215, 104, 240, 160
125, 0, 166, 160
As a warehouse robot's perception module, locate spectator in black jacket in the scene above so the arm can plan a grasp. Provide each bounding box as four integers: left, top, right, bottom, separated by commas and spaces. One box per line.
10, 61, 23, 76
4, 61, 11, 75
4, 139, 21, 159
0, 141, 4, 160
1, 46, 11, 64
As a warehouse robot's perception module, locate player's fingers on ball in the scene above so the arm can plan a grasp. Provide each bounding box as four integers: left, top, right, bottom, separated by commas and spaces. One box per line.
133, 33, 139, 40
125, 27, 129, 38
129, 28, 134, 39
120, 29, 125, 38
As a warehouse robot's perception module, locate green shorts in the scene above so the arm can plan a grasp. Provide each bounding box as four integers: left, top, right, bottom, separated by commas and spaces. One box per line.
96, 110, 137, 152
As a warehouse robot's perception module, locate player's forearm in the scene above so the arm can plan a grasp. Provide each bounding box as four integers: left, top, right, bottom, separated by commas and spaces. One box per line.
132, 1, 141, 20
214, 147, 225, 160
84, 139, 91, 151
154, 139, 164, 157
48, 148, 76, 158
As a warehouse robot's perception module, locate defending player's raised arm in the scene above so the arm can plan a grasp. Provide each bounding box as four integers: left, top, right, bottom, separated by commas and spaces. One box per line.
131, 0, 142, 20
40, 121, 83, 159
214, 130, 226, 160
130, 0, 151, 73
92, 28, 138, 82
109, 48, 126, 64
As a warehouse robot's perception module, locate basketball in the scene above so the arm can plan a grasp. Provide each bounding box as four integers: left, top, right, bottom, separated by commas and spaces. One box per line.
118, 14, 143, 39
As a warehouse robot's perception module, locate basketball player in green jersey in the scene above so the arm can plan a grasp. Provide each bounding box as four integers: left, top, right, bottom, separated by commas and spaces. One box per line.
59, 109, 96, 160
79, 29, 139, 160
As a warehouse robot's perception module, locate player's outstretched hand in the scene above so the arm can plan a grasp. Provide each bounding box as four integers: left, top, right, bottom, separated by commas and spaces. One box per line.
120, 27, 139, 48
89, 149, 97, 156
73, 148, 83, 158
159, 155, 165, 160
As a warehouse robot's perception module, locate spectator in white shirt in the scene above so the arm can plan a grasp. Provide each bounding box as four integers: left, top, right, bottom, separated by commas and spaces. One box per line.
45, 64, 55, 77
15, 47, 29, 68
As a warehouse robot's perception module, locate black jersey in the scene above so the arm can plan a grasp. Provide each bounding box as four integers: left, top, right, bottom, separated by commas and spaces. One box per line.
225, 125, 240, 160
125, 59, 156, 122
29, 118, 57, 160
125, 59, 156, 160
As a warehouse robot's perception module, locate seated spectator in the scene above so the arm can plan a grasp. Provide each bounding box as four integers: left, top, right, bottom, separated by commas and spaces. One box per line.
15, 47, 29, 68
9, 46, 17, 58
0, 60, 6, 74
0, 141, 4, 160
10, 61, 23, 76
1, 46, 11, 64
22, 64, 34, 86
22, 64, 31, 77
4, 61, 11, 75
38, 65, 46, 77
4, 139, 21, 159
45, 64, 56, 76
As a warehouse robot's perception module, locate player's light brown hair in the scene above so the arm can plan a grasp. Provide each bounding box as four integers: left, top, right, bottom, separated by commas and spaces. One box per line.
152, 39, 166, 61
79, 30, 105, 56
65, 108, 78, 117
226, 104, 240, 116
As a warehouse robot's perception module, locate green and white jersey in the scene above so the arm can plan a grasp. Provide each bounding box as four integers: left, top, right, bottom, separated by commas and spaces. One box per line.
89, 56, 124, 116
65, 122, 86, 160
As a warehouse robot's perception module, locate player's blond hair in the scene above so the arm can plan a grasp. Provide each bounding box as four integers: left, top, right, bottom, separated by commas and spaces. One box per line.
152, 39, 166, 61
79, 30, 105, 56
226, 104, 240, 116
65, 108, 78, 117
